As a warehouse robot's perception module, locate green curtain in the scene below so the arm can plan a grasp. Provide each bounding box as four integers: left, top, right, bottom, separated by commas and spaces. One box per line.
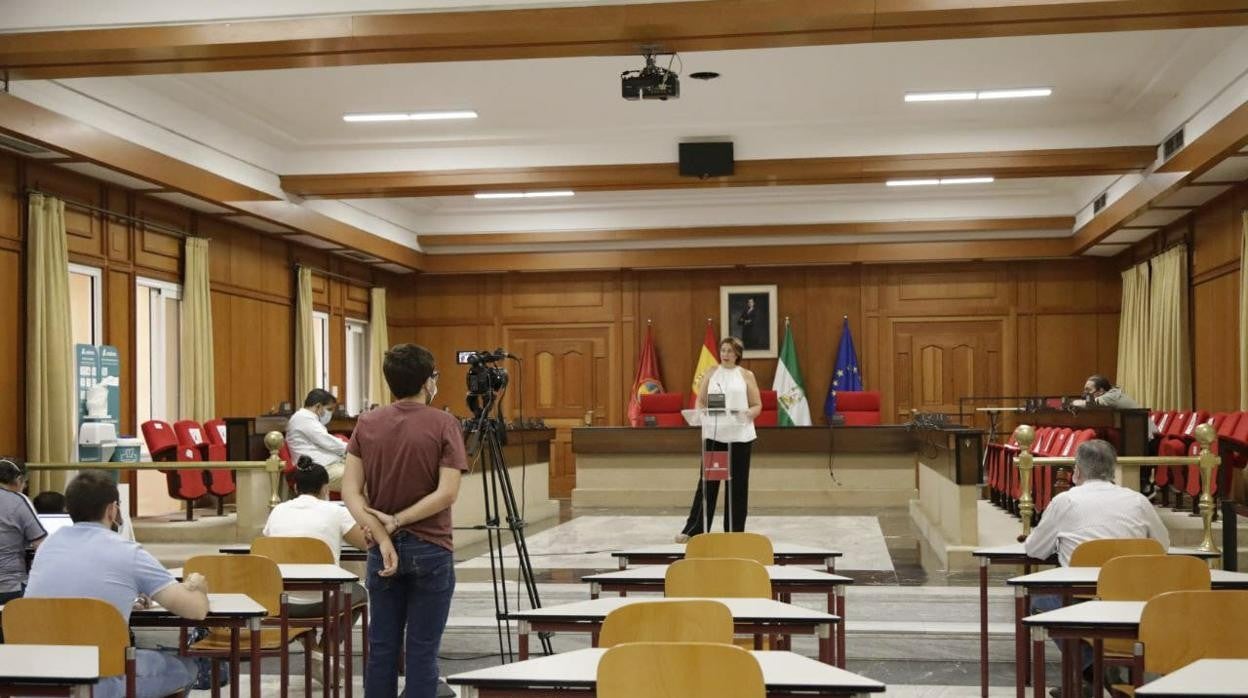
179, 237, 216, 422
25, 194, 73, 493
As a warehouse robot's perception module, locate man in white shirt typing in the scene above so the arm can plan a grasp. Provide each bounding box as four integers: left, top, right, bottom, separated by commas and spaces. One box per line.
286, 389, 348, 491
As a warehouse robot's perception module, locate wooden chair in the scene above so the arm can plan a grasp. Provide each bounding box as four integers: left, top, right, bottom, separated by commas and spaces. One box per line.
1094, 555, 1211, 657
598, 600, 734, 647
2, 597, 136, 697
686, 532, 775, 565
183, 554, 315, 698
665, 558, 771, 599
1121, 590, 1248, 693
250, 536, 370, 677
1069, 538, 1165, 567
665, 558, 771, 650
598, 642, 765, 698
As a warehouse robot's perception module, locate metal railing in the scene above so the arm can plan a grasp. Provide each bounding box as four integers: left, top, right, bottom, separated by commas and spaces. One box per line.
1013, 423, 1221, 553
25, 431, 287, 509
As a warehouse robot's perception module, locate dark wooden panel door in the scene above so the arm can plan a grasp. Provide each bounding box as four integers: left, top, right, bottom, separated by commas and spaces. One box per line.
893, 320, 1003, 421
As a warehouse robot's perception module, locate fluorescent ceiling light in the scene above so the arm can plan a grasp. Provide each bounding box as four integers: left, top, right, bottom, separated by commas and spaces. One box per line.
904, 91, 977, 103
886, 179, 941, 186
939, 176, 995, 185
474, 190, 575, 199
343, 110, 478, 122
886, 177, 994, 187
905, 88, 1051, 103
977, 88, 1052, 100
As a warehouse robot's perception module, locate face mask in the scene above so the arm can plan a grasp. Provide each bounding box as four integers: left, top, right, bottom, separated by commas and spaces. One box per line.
425, 380, 437, 406
109, 503, 121, 533
319, 409, 332, 426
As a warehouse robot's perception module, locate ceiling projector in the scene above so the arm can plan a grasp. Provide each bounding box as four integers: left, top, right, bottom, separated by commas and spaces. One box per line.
621, 51, 679, 101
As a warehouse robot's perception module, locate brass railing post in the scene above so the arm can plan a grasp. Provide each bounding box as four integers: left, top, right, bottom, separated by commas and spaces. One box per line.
1193, 423, 1220, 554
264, 431, 284, 509
1015, 425, 1036, 537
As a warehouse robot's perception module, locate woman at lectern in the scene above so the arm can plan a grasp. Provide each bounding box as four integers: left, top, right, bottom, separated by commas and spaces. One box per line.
675, 336, 762, 542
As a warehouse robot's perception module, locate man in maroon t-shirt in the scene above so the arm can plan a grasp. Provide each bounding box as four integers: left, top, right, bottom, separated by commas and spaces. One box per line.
342, 343, 467, 698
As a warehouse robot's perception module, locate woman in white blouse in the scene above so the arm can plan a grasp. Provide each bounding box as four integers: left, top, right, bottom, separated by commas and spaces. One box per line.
675, 336, 762, 542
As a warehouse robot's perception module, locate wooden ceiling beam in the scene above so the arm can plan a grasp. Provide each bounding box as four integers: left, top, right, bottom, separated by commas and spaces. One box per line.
1073, 100, 1248, 253
420, 237, 1074, 273
230, 201, 426, 272
419, 216, 1075, 248
2, 1, 1245, 79
282, 147, 1156, 199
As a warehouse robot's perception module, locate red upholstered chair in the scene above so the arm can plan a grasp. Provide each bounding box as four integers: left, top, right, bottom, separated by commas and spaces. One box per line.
835, 391, 881, 426
1156, 411, 1201, 493
755, 390, 779, 427
1178, 412, 1238, 501
201, 418, 237, 510
638, 393, 688, 428
174, 419, 236, 516
141, 420, 179, 462
168, 444, 209, 521
203, 419, 228, 449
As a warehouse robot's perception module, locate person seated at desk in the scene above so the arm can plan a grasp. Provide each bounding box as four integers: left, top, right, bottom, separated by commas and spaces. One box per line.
25, 470, 209, 698
0, 458, 44, 606
1073, 373, 1161, 493
287, 389, 348, 491
31, 491, 65, 515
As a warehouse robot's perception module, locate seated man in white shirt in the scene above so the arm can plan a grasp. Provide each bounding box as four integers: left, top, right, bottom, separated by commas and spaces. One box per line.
287, 389, 348, 491
264, 457, 369, 684
1023, 439, 1169, 696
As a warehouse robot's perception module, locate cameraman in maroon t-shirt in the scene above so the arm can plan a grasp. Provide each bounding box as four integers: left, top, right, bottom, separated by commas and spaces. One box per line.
342, 343, 468, 698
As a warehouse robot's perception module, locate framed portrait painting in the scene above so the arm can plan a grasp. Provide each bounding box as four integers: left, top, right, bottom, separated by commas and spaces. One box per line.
720, 284, 778, 359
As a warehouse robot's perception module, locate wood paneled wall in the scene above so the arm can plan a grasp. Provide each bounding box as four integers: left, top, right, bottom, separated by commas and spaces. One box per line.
0, 152, 389, 457
387, 259, 1122, 427
1121, 181, 1248, 413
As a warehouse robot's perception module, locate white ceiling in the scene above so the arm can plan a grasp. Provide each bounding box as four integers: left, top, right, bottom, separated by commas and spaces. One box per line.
5, 20, 1246, 254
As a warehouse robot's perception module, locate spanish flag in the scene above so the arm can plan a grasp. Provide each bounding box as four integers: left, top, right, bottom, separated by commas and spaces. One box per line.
691, 320, 718, 399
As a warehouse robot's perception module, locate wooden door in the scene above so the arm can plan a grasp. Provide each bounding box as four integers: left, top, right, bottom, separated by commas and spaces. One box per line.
892, 320, 1003, 421
507, 327, 612, 498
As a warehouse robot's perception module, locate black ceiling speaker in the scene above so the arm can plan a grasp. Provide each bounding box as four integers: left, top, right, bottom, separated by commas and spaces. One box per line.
679, 142, 734, 179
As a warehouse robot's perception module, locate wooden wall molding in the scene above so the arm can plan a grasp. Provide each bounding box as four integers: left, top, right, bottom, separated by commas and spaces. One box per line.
284, 148, 1156, 199
420, 217, 1076, 248
421, 237, 1075, 273
2, 1, 1245, 78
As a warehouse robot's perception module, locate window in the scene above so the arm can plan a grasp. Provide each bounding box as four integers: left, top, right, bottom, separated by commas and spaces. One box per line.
68, 263, 103, 347
312, 311, 330, 393
136, 278, 182, 425
345, 319, 370, 415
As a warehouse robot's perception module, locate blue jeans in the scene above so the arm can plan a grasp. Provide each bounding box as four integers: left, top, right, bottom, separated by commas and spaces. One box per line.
365, 532, 455, 698
94, 649, 196, 698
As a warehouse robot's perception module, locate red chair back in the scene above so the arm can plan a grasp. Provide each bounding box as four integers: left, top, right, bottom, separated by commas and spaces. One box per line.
141, 420, 179, 461
755, 390, 779, 427
203, 419, 227, 446
638, 393, 687, 428
836, 391, 881, 426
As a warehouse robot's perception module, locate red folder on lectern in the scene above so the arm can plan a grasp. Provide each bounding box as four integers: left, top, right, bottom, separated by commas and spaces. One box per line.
703, 451, 729, 481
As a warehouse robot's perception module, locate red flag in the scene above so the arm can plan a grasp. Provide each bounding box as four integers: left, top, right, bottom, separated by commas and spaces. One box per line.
628, 326, 665, 426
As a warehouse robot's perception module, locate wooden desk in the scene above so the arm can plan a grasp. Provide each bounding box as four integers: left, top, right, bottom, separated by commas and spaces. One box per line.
581, 565, 853, 667
0, 645, 97, 698
172, 565, 359, 698
1006, 566, 1248, 698
446, 647, 885, 697
131, 593, 266, 698
610, 543, 842, 572
1137, 658, 1248, 697
508, 597, 838, 665
1023, 600, 1144, 698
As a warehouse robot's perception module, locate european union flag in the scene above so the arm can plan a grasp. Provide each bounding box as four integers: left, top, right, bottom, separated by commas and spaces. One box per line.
825, 317, 862, 417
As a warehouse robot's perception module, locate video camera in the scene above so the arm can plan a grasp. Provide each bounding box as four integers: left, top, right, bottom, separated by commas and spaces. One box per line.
458, 348, 511, 397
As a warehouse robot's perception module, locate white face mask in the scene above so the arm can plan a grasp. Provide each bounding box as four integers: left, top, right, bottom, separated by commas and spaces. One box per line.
319, 409, 332, 426
425, 380, 438, 405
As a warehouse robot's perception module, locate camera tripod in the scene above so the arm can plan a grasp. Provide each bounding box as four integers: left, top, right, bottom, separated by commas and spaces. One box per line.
463, 387, 551, 660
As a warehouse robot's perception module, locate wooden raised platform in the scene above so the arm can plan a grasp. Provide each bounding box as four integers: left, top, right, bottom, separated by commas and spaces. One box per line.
571, 425, 981, 510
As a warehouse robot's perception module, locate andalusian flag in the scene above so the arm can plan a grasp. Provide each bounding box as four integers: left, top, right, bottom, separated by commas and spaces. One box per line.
691, 320, 718, 400
773, 321, 812, 426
